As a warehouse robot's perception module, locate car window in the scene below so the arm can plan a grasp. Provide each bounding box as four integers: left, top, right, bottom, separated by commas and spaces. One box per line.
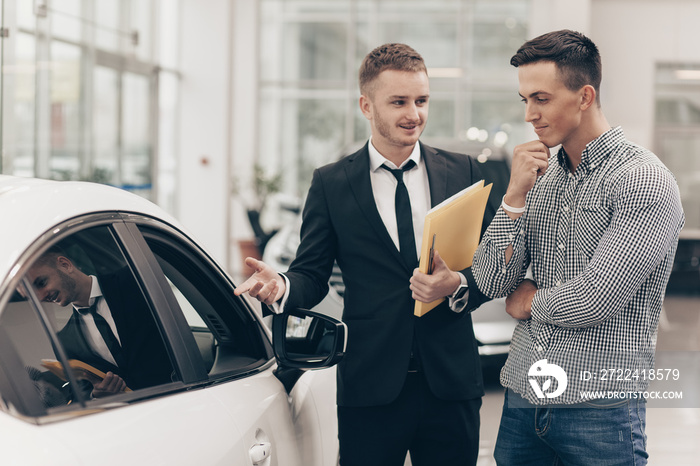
137, 226, 272, 378
0, 225, 177, 416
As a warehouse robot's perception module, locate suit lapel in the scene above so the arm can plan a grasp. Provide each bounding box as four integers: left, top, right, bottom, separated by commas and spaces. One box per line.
422, 144, 449, 208
58, 313, 120, 374
345, 144, 406, 267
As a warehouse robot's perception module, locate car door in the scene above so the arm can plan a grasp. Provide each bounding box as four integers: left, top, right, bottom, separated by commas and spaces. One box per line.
0, 214, 298, 465
128, 218, 311, 466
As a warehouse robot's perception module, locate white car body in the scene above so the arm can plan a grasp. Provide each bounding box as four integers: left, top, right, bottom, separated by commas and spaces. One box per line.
0, 175, 343, 466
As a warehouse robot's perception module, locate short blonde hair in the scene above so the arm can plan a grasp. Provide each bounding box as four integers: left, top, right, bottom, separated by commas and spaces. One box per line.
359, 43, 427, 97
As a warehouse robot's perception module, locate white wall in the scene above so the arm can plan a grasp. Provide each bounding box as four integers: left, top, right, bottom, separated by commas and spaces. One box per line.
528, 0, 592, 36
177, 0, 258, 275
177, 0, 235, 268
592, 0, 700, 148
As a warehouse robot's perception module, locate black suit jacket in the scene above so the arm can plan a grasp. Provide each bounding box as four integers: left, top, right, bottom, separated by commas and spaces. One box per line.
58, 270, 173, 390
285, 142, 494, 407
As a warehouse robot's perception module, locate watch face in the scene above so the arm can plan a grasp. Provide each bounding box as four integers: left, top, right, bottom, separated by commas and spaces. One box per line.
455, 285, 469, 300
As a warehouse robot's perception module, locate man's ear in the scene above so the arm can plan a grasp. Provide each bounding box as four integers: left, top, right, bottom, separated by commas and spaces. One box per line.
580, 85, 596, 111
359, 94, 373, 120
55, 255, 74, 272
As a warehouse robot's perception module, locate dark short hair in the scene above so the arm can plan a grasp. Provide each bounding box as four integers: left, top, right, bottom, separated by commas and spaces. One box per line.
511, 29, 602, 104
359, 43, 427, 97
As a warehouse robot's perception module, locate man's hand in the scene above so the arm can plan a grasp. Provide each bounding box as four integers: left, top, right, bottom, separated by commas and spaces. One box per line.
234, 257, 286, 305
503, 140, 550, 215
505, 278, 537, 320
409, 251, 461, 303
92, 371, 127, 398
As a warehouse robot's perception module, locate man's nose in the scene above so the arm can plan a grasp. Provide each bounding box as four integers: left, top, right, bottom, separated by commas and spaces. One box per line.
525, 102, 539, 123
405, 103, 420, 121
35, 289, 48, 301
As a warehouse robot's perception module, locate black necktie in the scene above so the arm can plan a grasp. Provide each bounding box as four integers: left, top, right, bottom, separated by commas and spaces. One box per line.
78, 297, 125, 368
381, 160, 417, 269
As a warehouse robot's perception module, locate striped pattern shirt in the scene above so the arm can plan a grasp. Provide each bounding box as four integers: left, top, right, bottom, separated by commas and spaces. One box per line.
472, 127, 685, 404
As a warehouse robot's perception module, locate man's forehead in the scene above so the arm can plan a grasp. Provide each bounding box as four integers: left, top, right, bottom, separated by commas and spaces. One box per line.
518, 62, 563, 90
26, 263, 53, 280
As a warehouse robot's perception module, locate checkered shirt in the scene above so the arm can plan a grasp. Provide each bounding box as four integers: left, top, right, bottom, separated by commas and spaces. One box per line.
472, 127, 685, 404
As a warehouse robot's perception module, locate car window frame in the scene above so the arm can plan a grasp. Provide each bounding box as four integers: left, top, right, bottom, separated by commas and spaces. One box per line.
125, 215, 276, 385
0, 213, 198, 420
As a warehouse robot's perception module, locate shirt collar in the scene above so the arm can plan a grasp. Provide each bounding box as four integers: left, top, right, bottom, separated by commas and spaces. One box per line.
368, 137, 422, 171
73, 276, 104, 312
557, 126, 624, 173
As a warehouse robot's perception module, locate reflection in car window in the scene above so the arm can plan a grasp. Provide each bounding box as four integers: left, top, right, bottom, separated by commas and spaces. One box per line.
138, 227, 270, 377
1, 226, 177, 415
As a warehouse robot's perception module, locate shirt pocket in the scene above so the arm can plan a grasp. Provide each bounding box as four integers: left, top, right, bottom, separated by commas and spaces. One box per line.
573, 203, 612, 260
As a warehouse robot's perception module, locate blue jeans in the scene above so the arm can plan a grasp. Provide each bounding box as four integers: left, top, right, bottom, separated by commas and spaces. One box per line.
494, 389, 648, 466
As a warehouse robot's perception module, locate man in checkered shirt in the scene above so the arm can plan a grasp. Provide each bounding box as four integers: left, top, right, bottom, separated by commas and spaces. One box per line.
472, 30, 684, 465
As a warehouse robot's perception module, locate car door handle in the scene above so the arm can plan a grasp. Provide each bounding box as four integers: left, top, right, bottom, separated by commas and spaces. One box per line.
249, 441, 272, 464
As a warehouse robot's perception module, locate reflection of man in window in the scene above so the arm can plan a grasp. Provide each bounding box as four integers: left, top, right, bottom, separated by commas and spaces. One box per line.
26, 246, 174, 396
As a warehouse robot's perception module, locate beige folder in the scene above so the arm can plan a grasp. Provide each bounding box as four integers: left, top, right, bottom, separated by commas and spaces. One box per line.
414, 180, 492, 316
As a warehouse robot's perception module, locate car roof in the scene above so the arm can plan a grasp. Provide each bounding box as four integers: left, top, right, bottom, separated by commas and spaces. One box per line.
0, 175, 186, 282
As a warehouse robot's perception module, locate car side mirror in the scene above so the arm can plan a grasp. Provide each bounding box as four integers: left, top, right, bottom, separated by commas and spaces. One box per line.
272, 309, 346, 370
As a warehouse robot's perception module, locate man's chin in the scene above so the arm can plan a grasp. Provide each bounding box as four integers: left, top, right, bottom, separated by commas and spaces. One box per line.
397, 134, 421, 147
538, 136, 559, 149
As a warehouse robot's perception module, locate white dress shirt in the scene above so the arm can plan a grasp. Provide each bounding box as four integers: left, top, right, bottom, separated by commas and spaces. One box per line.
367, 138, 430, 259
73, 276, 122, 366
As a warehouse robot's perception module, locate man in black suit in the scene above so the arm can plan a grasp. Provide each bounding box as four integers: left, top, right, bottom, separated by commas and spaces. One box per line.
236, 43, 493, 466
26, 247, 173, 396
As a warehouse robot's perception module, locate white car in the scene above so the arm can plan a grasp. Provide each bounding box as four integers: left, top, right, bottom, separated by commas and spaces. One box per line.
0, 175, 346, 466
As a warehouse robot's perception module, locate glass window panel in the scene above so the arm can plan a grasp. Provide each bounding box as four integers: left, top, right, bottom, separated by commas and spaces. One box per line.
49, 41, 82, 181
292, 97, 347, 193
9, 33, 37, 176
282, 0, 352, 15
282, 22, 347, 82
157, 71, 179, 214
4, 226, 177, 417
95, 0, 121, 52
1, 290, 76, 412
51, 0, 82, 42
375, 22, 458, 69
473, 22, 528, 71
140, 228, 269, 377
17, 1, 35, 29
259, 0, 530, 198
422, 98, 455, 139
353, 106, 370, 144
474, 0, 529, 18
259, 1, 283, 82
655, 63, 700, 231
373, 0, 460, 16
93, 67, 120, 185
122, 73, 152, 198
656, 133, 700, 231
469, 92, 525, 138
131, 0, 153, 61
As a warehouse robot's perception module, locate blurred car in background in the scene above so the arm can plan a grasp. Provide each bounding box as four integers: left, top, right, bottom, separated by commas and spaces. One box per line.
264, 139, 517, 371
0, 175, 346, 466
